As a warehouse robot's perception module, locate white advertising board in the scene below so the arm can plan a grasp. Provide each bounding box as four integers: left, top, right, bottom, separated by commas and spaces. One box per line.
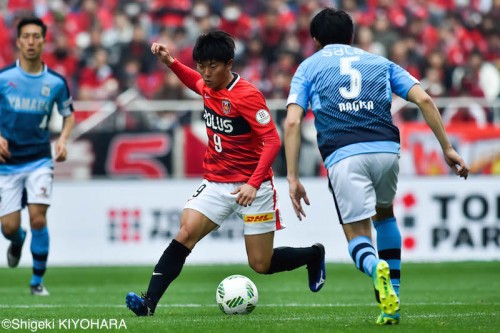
0, 177, 498, 266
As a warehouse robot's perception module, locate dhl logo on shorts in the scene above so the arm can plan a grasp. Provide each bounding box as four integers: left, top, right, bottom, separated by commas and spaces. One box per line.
243, 213, 275, 223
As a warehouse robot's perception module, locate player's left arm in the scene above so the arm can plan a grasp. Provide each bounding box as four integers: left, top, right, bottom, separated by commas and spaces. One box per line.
54, 83, 75, 162
54, 113, 74, 162
0, 79, 11, 162
232, 129, 280, 207
245, 92, 281, 190
231, 91, 280, 207
407, 85, 469, 179
390, 62, 469, 179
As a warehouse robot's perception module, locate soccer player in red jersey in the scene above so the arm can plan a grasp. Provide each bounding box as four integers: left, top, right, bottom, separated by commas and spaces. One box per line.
125, 31, 326, 316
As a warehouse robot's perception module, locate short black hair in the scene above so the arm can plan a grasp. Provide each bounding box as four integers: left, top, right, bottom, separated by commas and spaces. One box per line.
17, 16, 47, 38
310, 8, 353, 47
192, 30, 235, 63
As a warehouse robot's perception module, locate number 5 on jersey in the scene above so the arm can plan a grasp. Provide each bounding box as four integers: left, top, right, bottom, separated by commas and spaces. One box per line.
340, 56, 361, 99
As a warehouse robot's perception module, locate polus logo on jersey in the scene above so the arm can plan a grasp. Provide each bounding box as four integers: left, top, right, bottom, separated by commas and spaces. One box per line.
203, 109, 234, 133
108, 208, 141, 242
222, 99, 231, 114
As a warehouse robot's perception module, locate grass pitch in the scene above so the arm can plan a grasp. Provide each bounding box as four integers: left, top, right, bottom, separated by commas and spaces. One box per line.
1, 262, 499, 333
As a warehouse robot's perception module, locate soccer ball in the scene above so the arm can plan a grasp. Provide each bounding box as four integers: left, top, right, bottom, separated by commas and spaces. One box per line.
216, 275, 258, 315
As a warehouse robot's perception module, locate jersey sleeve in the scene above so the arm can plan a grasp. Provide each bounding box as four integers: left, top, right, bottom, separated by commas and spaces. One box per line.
286, 63, 311, 113
389, 62, 419, 99
247, 128, 280, 189
238, 89, 280, 189
169, 59, 204, 95
239, 90, 276, 135
56, 78, 74, 117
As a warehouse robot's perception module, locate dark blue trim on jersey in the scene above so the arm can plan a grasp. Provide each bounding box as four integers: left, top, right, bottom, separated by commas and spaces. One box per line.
47, 68, 74, 112
318, 126, 400, 162
327, 175, 344, 225
5, 141, 51, 165
0, 63, 16, 74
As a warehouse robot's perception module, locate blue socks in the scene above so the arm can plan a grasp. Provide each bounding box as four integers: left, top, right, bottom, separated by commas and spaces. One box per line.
374, 217, 401, 296
30, 227, 49, 286
348, 236, 380, 277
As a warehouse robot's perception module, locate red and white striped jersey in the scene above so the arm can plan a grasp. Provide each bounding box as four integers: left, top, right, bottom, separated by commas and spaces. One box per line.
170, 60, 280, 189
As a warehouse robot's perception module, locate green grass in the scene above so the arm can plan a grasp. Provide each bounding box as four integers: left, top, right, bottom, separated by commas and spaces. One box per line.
1, 262, 499, 332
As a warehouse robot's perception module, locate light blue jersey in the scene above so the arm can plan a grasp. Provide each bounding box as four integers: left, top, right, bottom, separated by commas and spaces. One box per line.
0, 60, 73, 173
287, 44, 418, 168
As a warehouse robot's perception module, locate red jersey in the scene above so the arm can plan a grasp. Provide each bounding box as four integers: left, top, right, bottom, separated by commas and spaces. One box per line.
169, 60, 280, 189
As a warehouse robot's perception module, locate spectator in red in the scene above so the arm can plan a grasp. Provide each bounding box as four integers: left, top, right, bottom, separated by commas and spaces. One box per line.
258, 7, 287, 64
452, 50, 500, 102
6, 0, 33, 13
65, 0, 113, 39
43, 34, 78, 91
388, 39, 421, 80
78, 47, 119, 101
218, 2, 253, 41
148, 0, 191, 29
295, 8, 316, 57
406, 16, 440, 57
118, 24, 158, 75
266, 0, 296, 29
423, 50, 454, 94
0, 17, 15, 67
239, 36, 270, 95
442, 87, 489, 127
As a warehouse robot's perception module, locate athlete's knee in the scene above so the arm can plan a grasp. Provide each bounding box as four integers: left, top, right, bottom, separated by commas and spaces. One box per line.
1, 223, 20, 236
248, 256, 271, 274
0, 212, 21, 235
30, 215, 47, 230
174, 227, 200, 250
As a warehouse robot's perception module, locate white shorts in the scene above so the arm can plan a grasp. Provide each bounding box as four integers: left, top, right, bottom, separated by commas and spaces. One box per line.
327, 153, 399, 224
184, 179, 285, 235
0, 166, 53, 217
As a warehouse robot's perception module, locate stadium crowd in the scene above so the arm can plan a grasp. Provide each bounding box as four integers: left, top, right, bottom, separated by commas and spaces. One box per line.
0, 0, 499, 125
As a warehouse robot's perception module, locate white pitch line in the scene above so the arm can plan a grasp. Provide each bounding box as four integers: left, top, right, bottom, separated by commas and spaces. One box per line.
0, 301, 498, 309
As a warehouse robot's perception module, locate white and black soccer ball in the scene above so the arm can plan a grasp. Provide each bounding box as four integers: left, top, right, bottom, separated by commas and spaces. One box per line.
216, 275, 258, 315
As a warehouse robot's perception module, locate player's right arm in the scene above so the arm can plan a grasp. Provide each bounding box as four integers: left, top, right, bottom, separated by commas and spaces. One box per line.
151, 42, 175, 66
0, 134, 10, 163
151, 42, 202, 94
285, 64, 311, 220
406, 84, 470, 179
284, 103, 310, 220
54, 114, 74, 162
